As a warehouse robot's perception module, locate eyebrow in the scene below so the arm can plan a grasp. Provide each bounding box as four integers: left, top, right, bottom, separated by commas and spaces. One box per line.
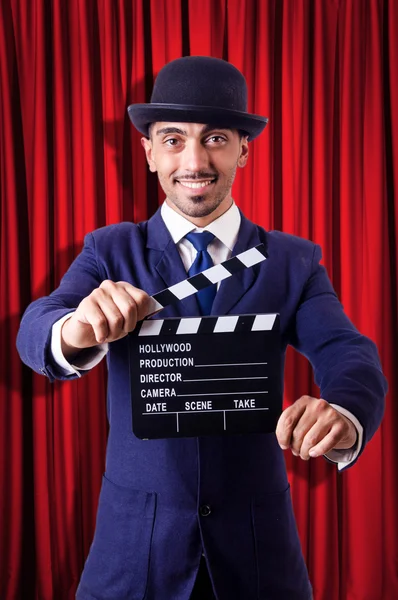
155, 125, 231, 136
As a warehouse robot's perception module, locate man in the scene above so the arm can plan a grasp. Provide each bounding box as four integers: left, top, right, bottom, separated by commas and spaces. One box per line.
17, 56, 386, 599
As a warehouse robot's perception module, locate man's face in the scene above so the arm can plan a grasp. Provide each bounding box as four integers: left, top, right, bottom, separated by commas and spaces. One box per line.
141, 122, 249, 225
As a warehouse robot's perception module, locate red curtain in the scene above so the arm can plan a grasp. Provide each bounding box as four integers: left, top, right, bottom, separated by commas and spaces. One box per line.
1, 1, 397, 598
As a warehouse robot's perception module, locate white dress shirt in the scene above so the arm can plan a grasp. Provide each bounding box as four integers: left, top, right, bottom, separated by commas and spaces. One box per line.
51, 200, 363, 469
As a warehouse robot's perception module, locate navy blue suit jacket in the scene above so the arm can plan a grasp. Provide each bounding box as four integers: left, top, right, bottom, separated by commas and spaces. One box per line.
17, 209, 386, 600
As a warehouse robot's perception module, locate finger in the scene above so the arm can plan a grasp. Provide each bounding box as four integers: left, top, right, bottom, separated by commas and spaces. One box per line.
98, 281, 151, 334
308, 422, 345, 458
77, 296, 113, 343
99, 281, 140, 336
120, 283, 151, 324
289, 409, 319, 456
288, 398, 337, 456
298, 421, 331, 460
106, 286, 139, 334
97, 295, 129, 341
86, 289, 126, 342
275, 402, 307, 450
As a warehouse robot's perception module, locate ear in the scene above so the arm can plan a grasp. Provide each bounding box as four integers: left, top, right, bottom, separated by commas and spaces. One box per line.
237, 136, 249, 168
141, 137, 157, 172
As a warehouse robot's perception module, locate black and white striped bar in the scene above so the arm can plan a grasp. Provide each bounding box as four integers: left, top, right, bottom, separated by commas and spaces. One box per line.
145, 243, 267, 317
138, 314, 278, 337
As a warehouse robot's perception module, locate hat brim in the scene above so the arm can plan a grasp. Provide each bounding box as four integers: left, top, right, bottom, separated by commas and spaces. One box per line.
127, 104, 268, 141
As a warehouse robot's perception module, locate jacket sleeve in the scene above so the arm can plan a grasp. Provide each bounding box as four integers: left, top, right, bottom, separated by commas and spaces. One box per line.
16, 233, 105, 382
288, 243, 387, 469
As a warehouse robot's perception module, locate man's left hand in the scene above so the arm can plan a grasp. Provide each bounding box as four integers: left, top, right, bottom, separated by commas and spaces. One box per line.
275, 395, 358, 460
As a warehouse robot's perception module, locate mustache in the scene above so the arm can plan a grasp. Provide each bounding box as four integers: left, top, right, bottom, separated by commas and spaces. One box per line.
174, 172, 218, 180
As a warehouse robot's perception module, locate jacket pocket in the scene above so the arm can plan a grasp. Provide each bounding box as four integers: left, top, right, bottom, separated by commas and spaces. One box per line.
251, 485, 312, 600
78, 474, 157, 600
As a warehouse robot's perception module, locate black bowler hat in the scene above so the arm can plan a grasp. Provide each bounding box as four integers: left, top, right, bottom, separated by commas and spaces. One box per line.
128, 56, 268, 141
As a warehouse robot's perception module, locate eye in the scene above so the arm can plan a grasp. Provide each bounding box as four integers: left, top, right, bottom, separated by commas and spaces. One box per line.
206, 135, 227, 144
164, 137, 180, 147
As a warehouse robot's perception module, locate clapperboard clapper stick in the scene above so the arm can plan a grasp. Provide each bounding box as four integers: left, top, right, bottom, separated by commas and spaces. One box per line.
128, 243, 283, 439
144, 243, 268, 317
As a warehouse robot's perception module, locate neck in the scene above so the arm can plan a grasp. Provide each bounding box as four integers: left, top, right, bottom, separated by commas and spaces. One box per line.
165, 198, 233, 227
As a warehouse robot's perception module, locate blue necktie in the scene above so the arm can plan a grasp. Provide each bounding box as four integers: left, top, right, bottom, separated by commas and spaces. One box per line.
186, 231, 217, 315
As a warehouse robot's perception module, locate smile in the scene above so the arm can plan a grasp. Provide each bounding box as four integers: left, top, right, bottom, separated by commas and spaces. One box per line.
176, 179, 216, 189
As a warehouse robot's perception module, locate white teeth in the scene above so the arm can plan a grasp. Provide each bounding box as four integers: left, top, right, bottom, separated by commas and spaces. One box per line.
178, 180, 213, 189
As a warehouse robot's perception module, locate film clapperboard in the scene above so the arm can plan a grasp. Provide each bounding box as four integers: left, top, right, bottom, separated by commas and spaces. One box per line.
128, 244, 282, 439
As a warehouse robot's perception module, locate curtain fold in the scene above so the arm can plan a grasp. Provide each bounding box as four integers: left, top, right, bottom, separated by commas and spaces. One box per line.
0, 1, 397, 598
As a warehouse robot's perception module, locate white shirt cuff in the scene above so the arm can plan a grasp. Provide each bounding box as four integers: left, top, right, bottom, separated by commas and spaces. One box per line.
51, 313, 108, 377
325, 404, 363, 470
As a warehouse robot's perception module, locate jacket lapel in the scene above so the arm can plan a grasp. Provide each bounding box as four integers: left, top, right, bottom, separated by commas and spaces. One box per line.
146, 209, 201, 316
211, 212, 265, 315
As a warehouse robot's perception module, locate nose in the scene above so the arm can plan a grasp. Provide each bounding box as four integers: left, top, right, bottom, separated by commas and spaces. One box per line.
181, 139, 210, 173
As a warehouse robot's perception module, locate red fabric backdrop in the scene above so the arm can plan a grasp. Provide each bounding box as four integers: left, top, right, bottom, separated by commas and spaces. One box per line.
1, 1, 397, 598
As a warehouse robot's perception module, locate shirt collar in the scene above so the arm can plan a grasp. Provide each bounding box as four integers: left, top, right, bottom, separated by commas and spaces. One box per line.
160, 200, 241, 251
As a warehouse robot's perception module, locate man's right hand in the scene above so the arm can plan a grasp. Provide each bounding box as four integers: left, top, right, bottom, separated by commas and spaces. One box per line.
61, 280, 151, 359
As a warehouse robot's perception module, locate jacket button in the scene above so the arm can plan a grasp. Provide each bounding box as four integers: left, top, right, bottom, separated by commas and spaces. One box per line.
199, 504, 211, 517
